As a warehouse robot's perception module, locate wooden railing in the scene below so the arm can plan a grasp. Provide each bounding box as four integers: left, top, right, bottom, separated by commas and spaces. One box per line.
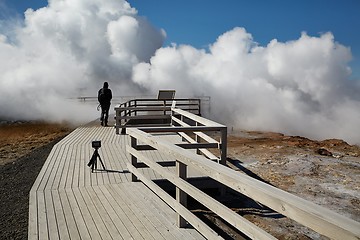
126, 112, 360, 239
114, 98, 201, 134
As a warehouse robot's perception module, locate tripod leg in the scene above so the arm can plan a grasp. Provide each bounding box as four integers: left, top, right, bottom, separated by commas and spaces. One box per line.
97, 154, 106, 170
95, 156, 97, 171
89, 152, 97, 172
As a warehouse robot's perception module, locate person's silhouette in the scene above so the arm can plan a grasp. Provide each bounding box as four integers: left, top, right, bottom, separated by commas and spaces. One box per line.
98, 82, 112, 126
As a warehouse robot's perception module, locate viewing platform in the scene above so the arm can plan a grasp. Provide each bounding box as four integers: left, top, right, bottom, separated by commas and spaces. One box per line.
29, 95, 360, 239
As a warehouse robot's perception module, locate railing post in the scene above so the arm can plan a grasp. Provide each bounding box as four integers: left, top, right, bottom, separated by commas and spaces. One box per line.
170, 108, 174, 126
219, 127, 228, 196
195, 122, 200, 155
176, 160, 187, 228
115, 108, 120, 134
121, 102, 127, 134
220, 127, 227, 165
162, 100, 166, 115
198, 99, 201, 116
131, 136, 138, 182
180, 115, 185, 142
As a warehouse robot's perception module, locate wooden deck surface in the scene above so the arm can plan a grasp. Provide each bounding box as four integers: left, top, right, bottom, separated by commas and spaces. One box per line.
28, 123, 205, 239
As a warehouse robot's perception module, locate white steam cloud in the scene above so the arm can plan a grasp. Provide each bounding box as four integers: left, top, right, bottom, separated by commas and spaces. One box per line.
133, 28, 360, 144
1, 0, 360, 144
0, 0, 165, 123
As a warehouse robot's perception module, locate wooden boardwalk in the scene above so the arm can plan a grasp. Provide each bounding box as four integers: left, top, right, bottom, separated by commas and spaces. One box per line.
28, 124, 206, 239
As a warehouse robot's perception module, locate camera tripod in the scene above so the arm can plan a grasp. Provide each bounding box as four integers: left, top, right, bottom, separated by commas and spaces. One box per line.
87, 147, 106, 172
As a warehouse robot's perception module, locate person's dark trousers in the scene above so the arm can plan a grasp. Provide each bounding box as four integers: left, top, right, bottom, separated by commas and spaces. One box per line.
100, 104, 110, 126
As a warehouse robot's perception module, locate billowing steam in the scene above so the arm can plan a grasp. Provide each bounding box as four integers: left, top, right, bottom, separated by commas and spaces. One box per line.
0, 0, 165, 123
134, 28, 360, 143
1, 0, 360, 144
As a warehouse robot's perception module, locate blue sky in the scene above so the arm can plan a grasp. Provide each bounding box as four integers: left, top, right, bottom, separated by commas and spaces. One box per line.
2, 0, 360, 78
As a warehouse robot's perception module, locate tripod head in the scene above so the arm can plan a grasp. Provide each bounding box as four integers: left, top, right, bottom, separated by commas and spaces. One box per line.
92, 140, 101, 150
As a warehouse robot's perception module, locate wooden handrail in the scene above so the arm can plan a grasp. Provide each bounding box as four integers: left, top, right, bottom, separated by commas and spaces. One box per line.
127, 128, 360, 240
172, 108, 224, 127
114, 98, 202, 134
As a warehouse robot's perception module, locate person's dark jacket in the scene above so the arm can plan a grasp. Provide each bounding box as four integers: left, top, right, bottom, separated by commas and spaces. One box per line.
98, 88, 112, 106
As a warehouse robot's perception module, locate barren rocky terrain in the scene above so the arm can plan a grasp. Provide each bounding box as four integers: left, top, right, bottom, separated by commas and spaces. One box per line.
0, 122, 73, 239
0, 122, 359, 239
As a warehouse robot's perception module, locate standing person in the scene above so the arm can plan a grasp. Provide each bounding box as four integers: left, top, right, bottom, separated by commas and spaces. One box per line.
98, 82, 112, 126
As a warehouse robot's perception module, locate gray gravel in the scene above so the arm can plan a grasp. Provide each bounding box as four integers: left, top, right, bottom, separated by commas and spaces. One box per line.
0, 137, 63, 240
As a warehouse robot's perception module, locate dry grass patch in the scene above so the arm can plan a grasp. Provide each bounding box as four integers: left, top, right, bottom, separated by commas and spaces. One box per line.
0, 122, 73, 165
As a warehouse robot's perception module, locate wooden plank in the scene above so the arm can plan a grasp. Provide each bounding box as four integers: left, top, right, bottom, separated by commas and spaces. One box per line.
87, 186, 123, 239
115, 106, 172, 111
172, 108, 225, 127
101, 146, 112, 184
28, 190, 38, 240
72, 188, 102, 240
65, 188, 91, 239
101, 145, 117, 184
110, 184, 156, 240
119, 123, 171, 129
121, 183, 174, 235
135, 142, 218, 150
78, 146, 86, 188
37, 144, 64, 191
58, 189, 81, 239
105, 184, 149, 239
71, 144, 81, 188
44, 190, 60, 240
113, 185, 165, 240
130, 183, 202, 240
138, 126, 224, 133
52, 190, 70, 239
120, 115, 171, 120
95, 186, 133, 239
112, 143, 130, 182
122, 182, 196, 240
49, 144, 68, 190
128, 128, 360, 240
176, 161, 188, 228
84, 144, 93, 187
78, 187, 112, 239
58, 145, 73, 189
103, 184, 145, 239
176, 142, 219, 149
127, 164, 222, 240
95, 185, 157, 239
37, 191, 49, 239
56, 128, 77, 146
65, 145, 78, 189
31, 144, 59, 191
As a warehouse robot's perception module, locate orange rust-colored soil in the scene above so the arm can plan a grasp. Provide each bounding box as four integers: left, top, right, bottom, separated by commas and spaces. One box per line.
0, 122, 73, 165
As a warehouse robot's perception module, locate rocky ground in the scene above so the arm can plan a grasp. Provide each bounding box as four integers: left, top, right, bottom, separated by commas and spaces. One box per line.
0, 123, 359, 239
